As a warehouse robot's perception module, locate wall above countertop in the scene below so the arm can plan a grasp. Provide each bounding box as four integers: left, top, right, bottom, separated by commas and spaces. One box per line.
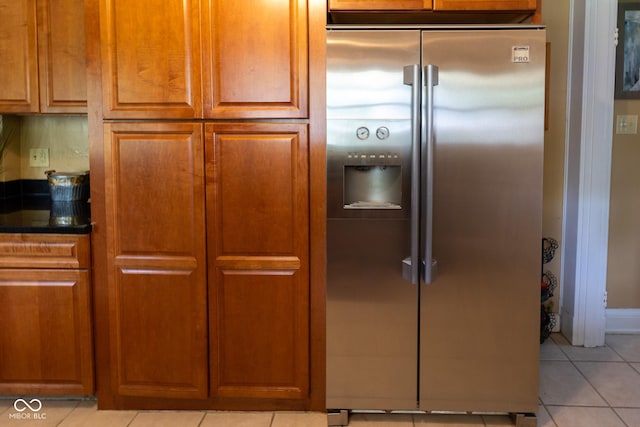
0, 115, 89, 182
20, 116, 89, 180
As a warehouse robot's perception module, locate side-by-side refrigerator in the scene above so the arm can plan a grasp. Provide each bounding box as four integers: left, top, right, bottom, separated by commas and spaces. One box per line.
326, 26, 545, 421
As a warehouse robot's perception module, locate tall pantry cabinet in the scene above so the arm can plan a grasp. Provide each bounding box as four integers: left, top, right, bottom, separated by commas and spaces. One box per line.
86, 0, 327, 410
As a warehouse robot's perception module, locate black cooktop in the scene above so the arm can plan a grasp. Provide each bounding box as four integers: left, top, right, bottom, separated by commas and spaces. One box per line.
0, 180, 92, 234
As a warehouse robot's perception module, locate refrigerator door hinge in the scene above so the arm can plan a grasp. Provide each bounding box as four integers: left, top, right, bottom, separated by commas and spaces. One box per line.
614, 27, 619, 47
604, 290, 608, 308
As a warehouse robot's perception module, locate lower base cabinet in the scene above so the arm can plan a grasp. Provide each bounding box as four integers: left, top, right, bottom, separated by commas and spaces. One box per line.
97, 122, 310, 409
0, 234, 94, 395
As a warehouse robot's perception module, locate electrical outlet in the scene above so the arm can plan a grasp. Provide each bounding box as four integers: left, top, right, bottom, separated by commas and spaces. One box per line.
616, 115, 638, 134
29, 148, 50, 167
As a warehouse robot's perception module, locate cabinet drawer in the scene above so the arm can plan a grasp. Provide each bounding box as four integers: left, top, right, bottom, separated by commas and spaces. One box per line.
0, 234, 91, 269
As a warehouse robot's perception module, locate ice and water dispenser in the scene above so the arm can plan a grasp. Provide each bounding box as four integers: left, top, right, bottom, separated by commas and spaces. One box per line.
326, 120, 411, 219
343, 164, 402, 209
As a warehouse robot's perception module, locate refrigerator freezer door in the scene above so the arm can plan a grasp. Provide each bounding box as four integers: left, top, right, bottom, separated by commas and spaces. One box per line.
326, 30, 420, 410
326, 30, 420, 120
419, 29, 545, 413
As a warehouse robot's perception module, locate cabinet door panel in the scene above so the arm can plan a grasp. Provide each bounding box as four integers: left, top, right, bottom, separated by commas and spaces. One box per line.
0, 0, 39, 113
213, 270, 308, 399
212, 130, 305, 255
206, 123, 309, 400
434, 0, 536, 11
37, 0, 87, 113
116, 268, 206, 398
0, 269, 93, 395
329, 0, 432, 10
100, 0, 201, 119
104, 122, 208, 398
203, 0, 308, 119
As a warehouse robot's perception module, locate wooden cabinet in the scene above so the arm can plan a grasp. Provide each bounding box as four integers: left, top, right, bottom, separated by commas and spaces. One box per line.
37, 0, 88, 113
102, 122, 208, 399
97, 121, 311, 406
202, 0, 308, 119
98, 0, 202, 119
433, 0, 536, 11
0, 0, 87, 113
206, 123, 309, 401
88, 0, 323, 410
328, 0, 539, 15
98, 0, 307, 119
329, 0, 432, 10
0, 0, 38, 113
0, 233, 93, 395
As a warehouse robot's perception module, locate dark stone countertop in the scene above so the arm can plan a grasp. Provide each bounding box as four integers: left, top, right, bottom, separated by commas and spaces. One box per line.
0, 181, 92, 235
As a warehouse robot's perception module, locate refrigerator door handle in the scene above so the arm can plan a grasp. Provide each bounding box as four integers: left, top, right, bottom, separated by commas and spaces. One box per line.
402, 64, 421, 285
423, 64, 439, 284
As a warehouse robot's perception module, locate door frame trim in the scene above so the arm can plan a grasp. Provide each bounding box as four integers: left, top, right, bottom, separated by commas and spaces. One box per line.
561, 0, 616, 347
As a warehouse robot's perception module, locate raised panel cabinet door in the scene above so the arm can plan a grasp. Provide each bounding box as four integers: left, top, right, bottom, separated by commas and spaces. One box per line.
205, 123, 310, 401
103, 122, 208, 398
0, 269, 93, 395
37, 0, 87, 113
99, 0, 202, 119
328, 0, 432, 10
433, 0, 536, 11
202, 0, 308, 119
0, 0, 39, 113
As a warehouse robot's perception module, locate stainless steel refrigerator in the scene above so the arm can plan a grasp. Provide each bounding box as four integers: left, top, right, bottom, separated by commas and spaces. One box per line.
326, 26, 545, 423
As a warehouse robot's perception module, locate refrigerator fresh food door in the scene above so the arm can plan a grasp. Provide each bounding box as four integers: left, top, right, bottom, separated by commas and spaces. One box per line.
326, 29, 421, 410
419, 28, 545, 413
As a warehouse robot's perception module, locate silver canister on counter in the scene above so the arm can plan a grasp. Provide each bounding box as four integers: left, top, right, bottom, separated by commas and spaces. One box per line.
45, 170, 90, 202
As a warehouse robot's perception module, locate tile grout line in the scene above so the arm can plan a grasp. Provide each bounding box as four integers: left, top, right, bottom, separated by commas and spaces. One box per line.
543, 336, 608, 426
551, 335, 637, 427
196, 410, 207, 427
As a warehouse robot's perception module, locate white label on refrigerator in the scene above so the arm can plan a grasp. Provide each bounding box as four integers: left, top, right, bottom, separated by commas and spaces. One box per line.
512, 46, 530, 63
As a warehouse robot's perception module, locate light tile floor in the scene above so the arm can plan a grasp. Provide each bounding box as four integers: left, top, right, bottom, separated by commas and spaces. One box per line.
1, 334, 639, 427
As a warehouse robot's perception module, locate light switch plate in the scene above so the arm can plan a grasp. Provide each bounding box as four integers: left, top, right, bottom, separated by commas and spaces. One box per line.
29, 148, 50, 167
616, 115, 638, 134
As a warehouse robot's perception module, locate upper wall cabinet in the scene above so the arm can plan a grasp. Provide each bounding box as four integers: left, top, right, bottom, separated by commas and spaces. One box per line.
328, 0, 433, 10
0, 0, 38, 113
37, 0, 87, 113
202, 0, 308, 119
328, 0, 537, 13
0, 0, 87, 114
98, 0, 308, 120
433, 0, 536, 11
99, 0, 202, 119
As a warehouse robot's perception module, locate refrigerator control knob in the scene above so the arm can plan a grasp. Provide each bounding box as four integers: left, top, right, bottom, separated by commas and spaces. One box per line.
356, 126, 370, 140
376, 126, 390, 140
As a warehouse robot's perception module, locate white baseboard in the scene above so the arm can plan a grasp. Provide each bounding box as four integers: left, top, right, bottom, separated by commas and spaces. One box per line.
605, 309, 640, 334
